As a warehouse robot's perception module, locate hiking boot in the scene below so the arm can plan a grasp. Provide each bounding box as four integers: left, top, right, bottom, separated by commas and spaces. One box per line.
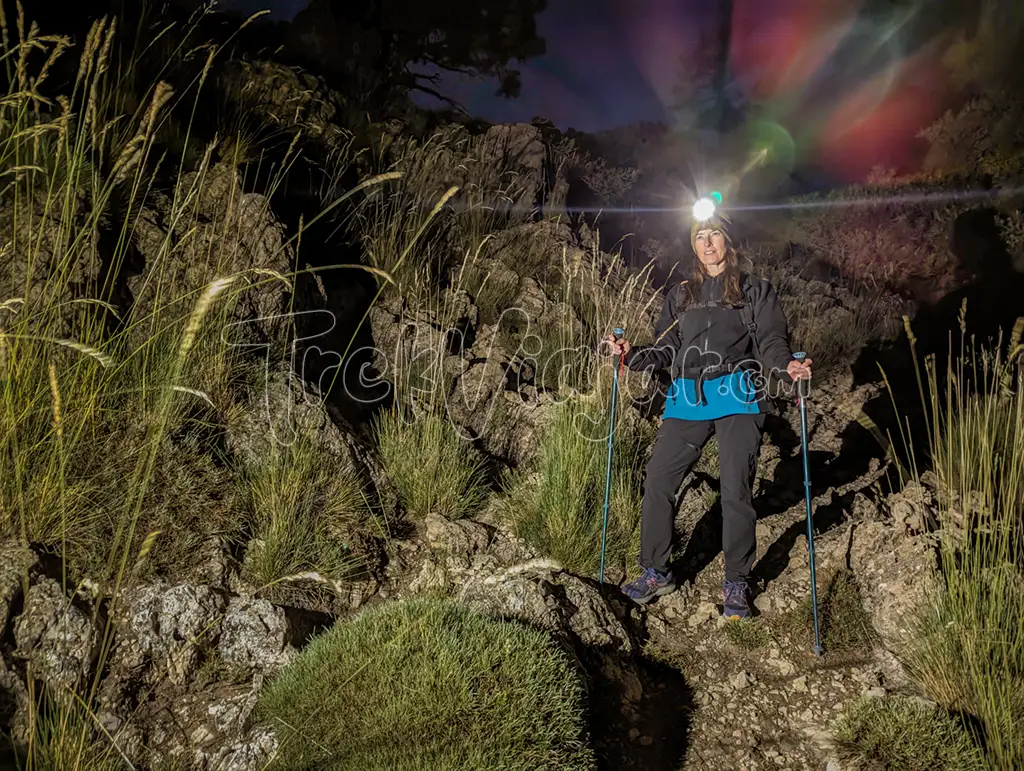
722, 579, 753, 619
622, 566, 677, 605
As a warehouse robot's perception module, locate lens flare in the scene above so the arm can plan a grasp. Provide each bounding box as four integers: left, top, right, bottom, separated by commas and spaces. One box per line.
693, 197, 716, 221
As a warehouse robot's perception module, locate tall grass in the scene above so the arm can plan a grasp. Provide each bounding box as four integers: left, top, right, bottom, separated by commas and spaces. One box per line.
0, 7, 400, 763
833, 696, 985, 771
885, 314, 1024, 768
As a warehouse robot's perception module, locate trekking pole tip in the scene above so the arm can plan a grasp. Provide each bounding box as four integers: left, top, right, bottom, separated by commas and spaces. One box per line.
812, 644, 824, 657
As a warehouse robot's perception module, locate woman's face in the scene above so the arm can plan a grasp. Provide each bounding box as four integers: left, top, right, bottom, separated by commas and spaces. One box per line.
694, 228, 727, 270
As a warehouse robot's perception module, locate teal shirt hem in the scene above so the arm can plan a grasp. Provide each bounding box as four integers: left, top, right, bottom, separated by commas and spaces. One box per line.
662, 371, 761, 421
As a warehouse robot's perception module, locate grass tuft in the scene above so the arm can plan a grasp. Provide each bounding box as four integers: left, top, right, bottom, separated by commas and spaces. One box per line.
501, 395, 654, 577
887, 317, 1024, 768
833, 696, 984, 771
374, 406, 488, 521
239, 432, 370, 596
723, 618, 772, 650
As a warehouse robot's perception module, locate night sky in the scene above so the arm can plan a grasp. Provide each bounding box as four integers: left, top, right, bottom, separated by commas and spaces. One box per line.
225, 0, 957, 180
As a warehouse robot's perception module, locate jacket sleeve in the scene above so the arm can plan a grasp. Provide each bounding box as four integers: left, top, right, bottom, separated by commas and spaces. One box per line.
754, 281, 795, 377
624, 283, 681, 373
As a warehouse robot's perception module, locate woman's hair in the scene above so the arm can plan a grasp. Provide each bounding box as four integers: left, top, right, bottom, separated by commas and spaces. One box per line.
684, 230, 745, 306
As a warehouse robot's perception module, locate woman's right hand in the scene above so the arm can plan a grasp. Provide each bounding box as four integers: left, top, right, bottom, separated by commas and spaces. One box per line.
603, 332, 631, 358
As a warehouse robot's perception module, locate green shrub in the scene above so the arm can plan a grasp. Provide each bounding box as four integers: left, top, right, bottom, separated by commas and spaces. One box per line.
501, 395, 654, 577
374, 407, 488, 520
257, 598, 596, 771
833, 696, 984, 771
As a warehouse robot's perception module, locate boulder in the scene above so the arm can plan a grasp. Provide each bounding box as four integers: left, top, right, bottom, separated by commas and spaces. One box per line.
218, 598, 291, 673
13, 578, 95, 690
817, 519, 939, 654
127, 162, 294, 348
139, 676, 277, 771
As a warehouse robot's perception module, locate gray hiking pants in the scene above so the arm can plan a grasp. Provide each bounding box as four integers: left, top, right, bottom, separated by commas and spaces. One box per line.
640, 413, 766, 582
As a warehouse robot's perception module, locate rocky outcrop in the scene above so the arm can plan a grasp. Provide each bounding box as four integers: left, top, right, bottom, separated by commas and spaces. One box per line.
394, 513, 644, 718
128, 162, 294, 347
817, 517, 939, 656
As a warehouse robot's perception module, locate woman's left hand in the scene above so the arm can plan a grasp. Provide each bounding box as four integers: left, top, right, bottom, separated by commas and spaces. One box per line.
787, 357, 813, 381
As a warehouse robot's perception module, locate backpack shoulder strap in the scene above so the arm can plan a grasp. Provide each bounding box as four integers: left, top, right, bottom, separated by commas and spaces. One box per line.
739, 274, 762, 362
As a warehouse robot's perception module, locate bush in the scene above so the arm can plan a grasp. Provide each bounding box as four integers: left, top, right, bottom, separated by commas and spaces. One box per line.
257, 597, 596, 771
833, 696, 984, 771
374, 407, 488, 520
787, 181, 965, 294
501, 395, 654, 577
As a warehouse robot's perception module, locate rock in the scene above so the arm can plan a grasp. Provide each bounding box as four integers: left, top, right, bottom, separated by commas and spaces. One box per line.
218, 598, 290, 673
206, 726, 280, 771
458, 561, 641, 705
112, 583, 226, 686
0, 542, 37, 632
128, 163, 294, 347
424, 514, 491, 567
408, 557, 452, 595
0, 663, 29, 743
461, 563, 631, 653
769, 658, 795, 676
193, 537, 232, 588
791, 676, 808, 693
731, 671, 754, 690
13, 578, 95, 690
885, 480, 937, 534
651, 589, 690, 620
139, 677, 275, 770
688, 602, 718, 627
831, 519, 939, 653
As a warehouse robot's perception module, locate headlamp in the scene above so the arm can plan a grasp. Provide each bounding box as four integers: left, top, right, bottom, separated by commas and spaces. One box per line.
692, 197, 716, 222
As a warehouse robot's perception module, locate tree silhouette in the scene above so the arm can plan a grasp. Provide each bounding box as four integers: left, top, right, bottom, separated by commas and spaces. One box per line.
285, 0, 547, 111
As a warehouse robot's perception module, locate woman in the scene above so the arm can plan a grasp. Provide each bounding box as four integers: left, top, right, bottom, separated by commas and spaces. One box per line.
606, 214, 811, 619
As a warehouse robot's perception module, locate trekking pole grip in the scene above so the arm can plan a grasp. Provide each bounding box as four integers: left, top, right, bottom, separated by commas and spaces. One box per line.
613, 327, 626, 375
793, 352, 810, 400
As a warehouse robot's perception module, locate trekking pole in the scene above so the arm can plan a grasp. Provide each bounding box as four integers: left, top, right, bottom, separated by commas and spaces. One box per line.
599, 327, 626, 584
793, 352, 824, 657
